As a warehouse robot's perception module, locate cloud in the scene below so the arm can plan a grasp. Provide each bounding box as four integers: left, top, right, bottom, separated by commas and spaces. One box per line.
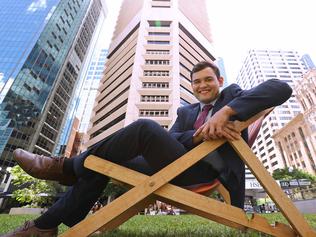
27, 0, 47, 12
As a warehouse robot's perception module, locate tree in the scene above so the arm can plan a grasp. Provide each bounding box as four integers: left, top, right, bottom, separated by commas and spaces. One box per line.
10, 165, 63, 207
101, 180, 127, 204
272, 168, 316, 182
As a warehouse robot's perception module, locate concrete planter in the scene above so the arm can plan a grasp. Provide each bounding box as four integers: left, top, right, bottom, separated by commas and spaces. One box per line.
9, 207, 47, 215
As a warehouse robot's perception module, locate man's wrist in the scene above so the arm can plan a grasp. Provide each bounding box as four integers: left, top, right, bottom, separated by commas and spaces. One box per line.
221, 105, 237, 117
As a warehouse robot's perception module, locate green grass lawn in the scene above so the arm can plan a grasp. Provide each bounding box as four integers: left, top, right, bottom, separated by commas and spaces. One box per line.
1, 213, 316, 236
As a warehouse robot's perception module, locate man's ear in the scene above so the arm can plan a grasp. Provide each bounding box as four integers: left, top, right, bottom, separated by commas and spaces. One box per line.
218, 76, 224, 87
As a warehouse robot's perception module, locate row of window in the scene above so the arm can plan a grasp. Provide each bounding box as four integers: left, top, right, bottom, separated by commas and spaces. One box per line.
145, 60, 170, 65
141, 95, 169, 102
144, 70, 169, 76
146, 49, 169, 55
142, 82, 169, 88
148, 21, 171, 27
147, 40, 170, 45
139, 110, 168, 117
148, 32, 170, 36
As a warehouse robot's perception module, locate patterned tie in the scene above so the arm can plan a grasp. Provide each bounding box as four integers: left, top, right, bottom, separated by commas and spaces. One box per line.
194, 104, 213, 129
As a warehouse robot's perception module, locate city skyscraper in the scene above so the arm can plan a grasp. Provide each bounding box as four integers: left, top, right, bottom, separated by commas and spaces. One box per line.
273, 68, 316, 175
301, 54, 316, 69
236, 49, 307, 173
60, 48, 108, 156
76, 48, 108, 134
86, 0, 218, 149
0, 0, 107, 171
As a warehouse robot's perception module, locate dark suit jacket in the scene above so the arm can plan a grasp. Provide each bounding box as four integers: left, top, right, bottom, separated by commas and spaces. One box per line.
169, 79, 292, 205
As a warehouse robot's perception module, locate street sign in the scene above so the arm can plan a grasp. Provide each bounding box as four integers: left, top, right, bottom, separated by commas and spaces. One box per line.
279, 180, 290, 188
278, 179, 311, 188
246, 179, 263, 189
298, 179, 311, 186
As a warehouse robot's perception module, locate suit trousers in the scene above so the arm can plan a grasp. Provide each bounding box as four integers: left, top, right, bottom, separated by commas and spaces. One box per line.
37, 119, 239, 227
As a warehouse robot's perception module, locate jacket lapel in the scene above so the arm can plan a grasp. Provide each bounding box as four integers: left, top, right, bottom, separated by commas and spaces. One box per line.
187, 104, 200, 129
212, 90, 226, 115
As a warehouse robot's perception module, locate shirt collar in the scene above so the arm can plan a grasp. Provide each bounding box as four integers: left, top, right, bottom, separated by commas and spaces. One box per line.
199, 97, 219, 111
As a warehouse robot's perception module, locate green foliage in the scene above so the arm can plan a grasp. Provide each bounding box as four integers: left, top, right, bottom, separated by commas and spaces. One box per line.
272, 168, 316, 182
101, 180, 127, 199
10, 166, 60, 207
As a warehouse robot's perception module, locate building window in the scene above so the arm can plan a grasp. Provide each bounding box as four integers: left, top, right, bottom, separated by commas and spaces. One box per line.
64, 9, 69, 16
146, 49, 169, 55
145, 60, 169, 65
147, 40, 170, 45
271, 161, 278, 167
53, 44, 60, 52
142, 82, 169, 88
152, 5, 170, 8
148, 20, 171, 27
139, 110, 169, 117
60, 15, 65, 24
144, 70, 169, 76
52, 32, 57, 39
148, 32, 170, 36
47, 40, 53, 48
141, 95, 169, 102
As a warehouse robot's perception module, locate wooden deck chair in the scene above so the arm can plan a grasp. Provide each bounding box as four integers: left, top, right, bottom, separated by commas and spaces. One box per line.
180, 108, 271, 204
61, 108, 316, 237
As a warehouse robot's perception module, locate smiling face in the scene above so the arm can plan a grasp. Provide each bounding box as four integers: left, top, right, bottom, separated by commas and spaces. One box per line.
191, 67, 224, 104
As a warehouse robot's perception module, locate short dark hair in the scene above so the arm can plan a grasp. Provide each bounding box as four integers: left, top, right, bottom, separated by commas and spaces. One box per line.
190, 61, 221, 80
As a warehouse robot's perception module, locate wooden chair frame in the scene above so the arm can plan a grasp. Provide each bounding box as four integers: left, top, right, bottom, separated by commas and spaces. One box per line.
61, 109, 316, 237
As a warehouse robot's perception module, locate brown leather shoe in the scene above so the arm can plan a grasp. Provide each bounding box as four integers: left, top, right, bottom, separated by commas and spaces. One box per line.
1, 220, 58, 237
13, 148, 77, 186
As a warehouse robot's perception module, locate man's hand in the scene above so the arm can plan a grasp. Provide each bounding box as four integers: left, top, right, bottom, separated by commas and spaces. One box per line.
193, 106, 241, 142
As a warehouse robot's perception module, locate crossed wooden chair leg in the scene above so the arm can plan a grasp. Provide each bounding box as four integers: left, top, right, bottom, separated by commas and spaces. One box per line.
60, 138, 316, 237
59, 108, 315, 237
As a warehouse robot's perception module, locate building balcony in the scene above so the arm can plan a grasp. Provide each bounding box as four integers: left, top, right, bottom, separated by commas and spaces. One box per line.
143, 54, 172, 60
138, 88, 172, 95
136, 102, 172, 110
139, 76, 171, 82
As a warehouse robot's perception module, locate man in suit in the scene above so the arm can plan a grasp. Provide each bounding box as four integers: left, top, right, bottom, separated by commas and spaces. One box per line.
2, 61, 292, 237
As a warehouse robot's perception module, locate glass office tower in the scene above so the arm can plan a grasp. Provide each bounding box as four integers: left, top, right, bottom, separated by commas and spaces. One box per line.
0, 0, 106, 170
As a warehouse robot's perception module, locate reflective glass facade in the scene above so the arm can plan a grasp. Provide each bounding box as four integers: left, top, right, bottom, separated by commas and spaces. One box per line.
0, 0, 103, 168
77, 48, 108, 133
0, 1, 60, 102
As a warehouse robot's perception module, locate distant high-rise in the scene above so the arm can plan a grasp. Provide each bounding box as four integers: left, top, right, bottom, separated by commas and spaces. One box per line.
77, 48, 108, 134
64, 48, 108, 154
273, 69, 316, 175
215, 57, 228, 88
86, 0, 217, 149
236, 49, 306, 173
301, 54, 315, 69
0, 0, 107, 171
